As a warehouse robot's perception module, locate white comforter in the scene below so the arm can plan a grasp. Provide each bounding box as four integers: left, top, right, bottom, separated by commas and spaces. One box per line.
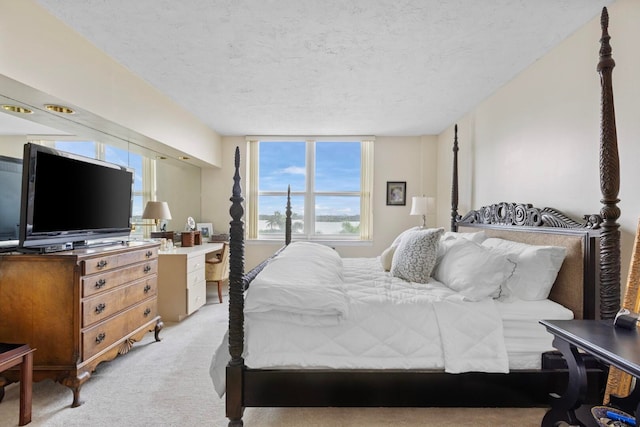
242, 254, 508, 374
210, 244, 527, 397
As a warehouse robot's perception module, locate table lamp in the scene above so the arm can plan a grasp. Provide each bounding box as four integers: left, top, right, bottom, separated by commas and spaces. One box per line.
410, 196, 435, 228
142, 201, 172, 232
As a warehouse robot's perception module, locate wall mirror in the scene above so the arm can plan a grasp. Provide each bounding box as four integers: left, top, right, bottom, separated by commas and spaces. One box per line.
0, 133, 201, 243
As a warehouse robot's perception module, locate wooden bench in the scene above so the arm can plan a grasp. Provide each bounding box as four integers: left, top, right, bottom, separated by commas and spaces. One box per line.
0, 343, 36, 426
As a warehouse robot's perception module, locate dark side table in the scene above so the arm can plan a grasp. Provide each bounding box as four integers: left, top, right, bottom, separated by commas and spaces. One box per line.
540, 319, 640, 427
0, 343, 36, 426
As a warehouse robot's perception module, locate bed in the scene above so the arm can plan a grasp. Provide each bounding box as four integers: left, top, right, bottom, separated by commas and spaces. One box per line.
214, 7, 621, 426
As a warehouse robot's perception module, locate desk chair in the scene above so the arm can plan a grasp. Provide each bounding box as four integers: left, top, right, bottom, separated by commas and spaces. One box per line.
205, 242, 229, 303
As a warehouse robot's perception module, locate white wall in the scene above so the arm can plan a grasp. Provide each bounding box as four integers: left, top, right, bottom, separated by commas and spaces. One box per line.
437, 0, 640, 289
202, 136, 438, 270
0, 136, 26, 158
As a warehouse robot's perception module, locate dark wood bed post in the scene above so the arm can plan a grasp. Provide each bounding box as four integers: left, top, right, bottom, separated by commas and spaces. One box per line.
451, 124, 459, 232
597, 7, 621, 320
285, 185, 292, 245
227, 147, 245, 426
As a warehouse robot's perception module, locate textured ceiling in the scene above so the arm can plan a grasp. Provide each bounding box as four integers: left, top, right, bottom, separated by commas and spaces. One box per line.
29, 0, 610, 136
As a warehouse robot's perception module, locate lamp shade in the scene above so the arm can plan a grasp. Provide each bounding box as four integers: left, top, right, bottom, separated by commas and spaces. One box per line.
142, 201, 172, 220
410, 197, 428, 216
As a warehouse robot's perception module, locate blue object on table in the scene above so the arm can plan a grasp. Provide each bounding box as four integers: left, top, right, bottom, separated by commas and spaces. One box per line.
606, 410, 637, 426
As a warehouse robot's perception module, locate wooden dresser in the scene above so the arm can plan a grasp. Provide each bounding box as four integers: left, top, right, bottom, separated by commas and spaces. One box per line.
0, 241, 163, 407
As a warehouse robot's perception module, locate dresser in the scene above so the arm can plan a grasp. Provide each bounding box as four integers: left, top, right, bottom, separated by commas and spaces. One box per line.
157, 243, 223, 322
0, 241, 163, 407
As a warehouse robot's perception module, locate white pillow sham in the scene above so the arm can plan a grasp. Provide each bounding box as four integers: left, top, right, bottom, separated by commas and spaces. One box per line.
437, 230, 488, 260
481, 238, 567, 301
380, 245, 396, 271
433, 239, 515, 301
441, 230, 488, 244
390, 228, 443, 283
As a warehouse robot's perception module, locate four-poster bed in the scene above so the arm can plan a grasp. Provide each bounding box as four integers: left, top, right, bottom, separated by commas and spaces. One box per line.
217, 7, 621, 426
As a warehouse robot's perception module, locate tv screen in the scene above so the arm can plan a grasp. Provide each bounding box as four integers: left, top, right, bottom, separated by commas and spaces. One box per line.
0, 155, 22, 252
19, 143, 133, 251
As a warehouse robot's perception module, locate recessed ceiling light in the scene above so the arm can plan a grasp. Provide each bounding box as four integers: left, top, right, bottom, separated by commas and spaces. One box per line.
156, 155, 167, 160
178, 156, 190, 160
2, 105, 33, 114
45, 104, 75, 114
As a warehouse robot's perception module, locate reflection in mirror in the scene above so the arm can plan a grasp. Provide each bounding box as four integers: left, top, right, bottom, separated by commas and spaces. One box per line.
0, 135, 200, 244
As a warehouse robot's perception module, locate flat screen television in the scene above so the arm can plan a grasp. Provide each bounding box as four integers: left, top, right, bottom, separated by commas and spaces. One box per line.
0, 155, 22, 252
19, 143, 133, 252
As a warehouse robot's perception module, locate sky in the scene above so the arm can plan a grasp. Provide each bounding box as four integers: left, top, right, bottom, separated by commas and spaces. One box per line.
258, 141, 361, 218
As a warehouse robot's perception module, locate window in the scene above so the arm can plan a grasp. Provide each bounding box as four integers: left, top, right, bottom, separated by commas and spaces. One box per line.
247, 137, 374, 241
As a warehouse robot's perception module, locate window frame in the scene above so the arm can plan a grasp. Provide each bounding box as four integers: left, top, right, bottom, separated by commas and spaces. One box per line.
247, 136, 374, 242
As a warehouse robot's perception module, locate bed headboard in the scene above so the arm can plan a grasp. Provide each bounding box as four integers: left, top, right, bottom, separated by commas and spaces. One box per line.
456, 203, 601, 320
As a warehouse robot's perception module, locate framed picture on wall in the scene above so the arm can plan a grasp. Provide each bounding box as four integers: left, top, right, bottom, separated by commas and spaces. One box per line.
196, 222, 213, 238
386, 181, 406, 206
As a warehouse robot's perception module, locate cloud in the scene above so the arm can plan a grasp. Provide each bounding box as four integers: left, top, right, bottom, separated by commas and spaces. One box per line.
278, 166, 306, 175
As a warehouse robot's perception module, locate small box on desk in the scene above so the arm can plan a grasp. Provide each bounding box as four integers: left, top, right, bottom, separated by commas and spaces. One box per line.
151, 231, 175, 241
180, 231, 202, 247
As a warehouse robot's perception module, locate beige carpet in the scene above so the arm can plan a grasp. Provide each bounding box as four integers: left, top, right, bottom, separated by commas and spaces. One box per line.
0, 288, 547, 427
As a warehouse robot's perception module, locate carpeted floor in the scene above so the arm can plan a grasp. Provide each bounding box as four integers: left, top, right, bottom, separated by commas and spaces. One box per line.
0, 288, 548, 427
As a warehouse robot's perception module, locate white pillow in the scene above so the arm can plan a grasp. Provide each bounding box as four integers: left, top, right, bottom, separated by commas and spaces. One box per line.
390, 228, 443, 283
380, 245, 396, 271
433, 239, 515, 301
441, 230, 488, 244
481, 238, 567, 301
437, 230, 488, 260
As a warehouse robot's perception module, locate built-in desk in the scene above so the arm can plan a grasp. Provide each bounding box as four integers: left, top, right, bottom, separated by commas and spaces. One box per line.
157, 243, 223, 322
541, 319, 640, 427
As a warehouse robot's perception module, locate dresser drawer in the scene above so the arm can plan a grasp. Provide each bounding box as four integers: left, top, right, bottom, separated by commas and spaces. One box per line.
187, 280, 206, 315
82, 260, 158, 297
82, 276, 158, 327
82, 298, 158, 360
82, 246, 158, 275
187, 254, 206, 274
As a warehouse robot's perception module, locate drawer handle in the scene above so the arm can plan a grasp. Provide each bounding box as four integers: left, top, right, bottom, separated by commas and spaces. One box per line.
143, 284, 151, 293
145, 250, 153, 258
143, 308, 151, 317
143, 265, 151, 273
95, 332, 106, 344
95, 303, 106, 314
96, 260, 108, 269
95, 279, 107, 289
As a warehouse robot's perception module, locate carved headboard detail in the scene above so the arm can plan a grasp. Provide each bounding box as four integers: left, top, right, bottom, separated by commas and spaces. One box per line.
458, 202, 603, 230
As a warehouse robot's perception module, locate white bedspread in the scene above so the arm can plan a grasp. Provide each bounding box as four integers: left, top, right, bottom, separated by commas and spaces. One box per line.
242, 257, 507, 373
211, 254, 530, 397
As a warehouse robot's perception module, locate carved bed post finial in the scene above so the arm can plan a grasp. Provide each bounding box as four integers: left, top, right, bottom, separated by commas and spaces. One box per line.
228, 146, 245, 365
285, 185, 292, 245
451, 124, 459, 232
597, 6, 621, 320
